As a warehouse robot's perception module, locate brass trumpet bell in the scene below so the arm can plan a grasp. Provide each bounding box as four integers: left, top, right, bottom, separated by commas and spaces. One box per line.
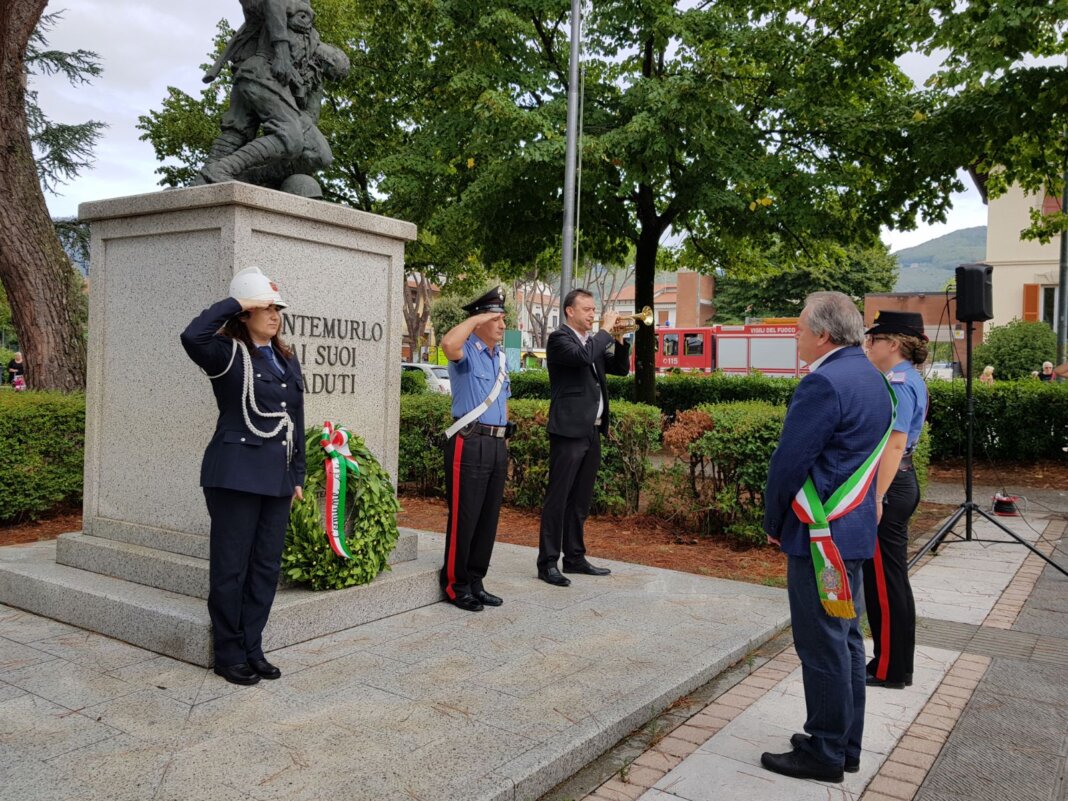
611, 306, 654, 335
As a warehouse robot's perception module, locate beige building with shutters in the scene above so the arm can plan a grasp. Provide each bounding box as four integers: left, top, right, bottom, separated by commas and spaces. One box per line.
983, 182, 1062, 333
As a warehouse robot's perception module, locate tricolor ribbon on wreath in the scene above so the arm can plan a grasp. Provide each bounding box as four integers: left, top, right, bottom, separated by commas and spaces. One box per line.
320, 421, 362, 559
790, 376, 897, 619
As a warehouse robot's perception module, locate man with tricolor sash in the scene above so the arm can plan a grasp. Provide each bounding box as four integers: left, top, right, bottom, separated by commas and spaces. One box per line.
760, 292, 894, 783
438, 286, 512, 612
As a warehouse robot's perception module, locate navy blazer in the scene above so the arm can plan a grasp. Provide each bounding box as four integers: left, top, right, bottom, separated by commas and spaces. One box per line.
546, 326, 631, 437
181, 298, 307, 497
763, 346, 892, 559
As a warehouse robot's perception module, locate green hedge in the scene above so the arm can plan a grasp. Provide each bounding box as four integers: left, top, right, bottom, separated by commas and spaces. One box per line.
400, 369, 427, 394
927, 380, 1068, 461
510, 369, 799, 417
398, 394, 662, 514
0, 392, 85, 522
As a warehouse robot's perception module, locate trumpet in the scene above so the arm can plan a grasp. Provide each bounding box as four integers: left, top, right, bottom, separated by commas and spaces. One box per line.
609, 306, 654, 335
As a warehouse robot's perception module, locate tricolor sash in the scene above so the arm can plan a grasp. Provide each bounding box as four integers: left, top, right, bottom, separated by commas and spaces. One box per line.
321, 422, 362, 559
791, 375, 897, 618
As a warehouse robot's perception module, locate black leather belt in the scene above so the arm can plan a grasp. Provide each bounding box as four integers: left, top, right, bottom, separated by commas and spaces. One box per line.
453, 419, 510, 438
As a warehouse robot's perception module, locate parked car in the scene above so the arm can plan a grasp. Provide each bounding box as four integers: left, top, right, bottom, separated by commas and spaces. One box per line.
401, 362, 451, 395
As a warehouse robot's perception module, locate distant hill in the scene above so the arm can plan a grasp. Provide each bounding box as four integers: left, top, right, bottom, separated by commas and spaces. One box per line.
893, 226, 986, 291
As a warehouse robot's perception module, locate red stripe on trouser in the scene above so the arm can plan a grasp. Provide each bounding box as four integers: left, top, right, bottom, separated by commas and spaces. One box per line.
872, 539, 892, 680
444, 436, 465, 599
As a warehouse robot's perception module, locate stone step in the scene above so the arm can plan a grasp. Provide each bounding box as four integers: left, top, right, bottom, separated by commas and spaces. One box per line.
55, 528, 420, 599
0, 539, 443, 666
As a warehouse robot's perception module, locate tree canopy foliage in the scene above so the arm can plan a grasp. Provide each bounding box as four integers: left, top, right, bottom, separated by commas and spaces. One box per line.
712, 243, 898, 322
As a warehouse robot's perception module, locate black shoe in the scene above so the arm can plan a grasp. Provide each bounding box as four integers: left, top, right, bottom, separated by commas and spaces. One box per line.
790, 733, 859, 773
449, 593, 484, 612
562, 560, 611, 576
213, 663, 261, 685
537, 567, 571, 587
473, 589, 503, 607
760, 749, 844, 782
247, 658, 281, 680
905, 672, 913, 686
866, 675, 906, 689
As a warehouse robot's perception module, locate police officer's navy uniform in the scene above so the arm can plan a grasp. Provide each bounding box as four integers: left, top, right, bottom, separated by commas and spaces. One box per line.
181, 296, 306, 672
441, 289, 510, 607
862, 313, 928, 687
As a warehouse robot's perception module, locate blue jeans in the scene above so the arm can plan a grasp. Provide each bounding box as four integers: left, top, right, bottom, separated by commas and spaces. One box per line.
787, 554, 866, 768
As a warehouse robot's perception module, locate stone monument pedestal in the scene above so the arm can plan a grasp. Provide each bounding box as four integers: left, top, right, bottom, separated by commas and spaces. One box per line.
0, 183, 443, 666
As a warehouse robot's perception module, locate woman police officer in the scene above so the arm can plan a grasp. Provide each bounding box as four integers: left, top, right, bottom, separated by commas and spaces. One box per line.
181, 267, 305, 685
862, 311, 929, 689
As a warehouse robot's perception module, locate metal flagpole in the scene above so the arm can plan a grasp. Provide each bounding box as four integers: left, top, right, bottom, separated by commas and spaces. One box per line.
559, 0, 582, 309
1057, 163, 1067, 367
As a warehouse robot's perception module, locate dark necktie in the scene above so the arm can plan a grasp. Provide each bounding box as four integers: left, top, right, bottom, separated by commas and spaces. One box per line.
259, 345, 283, 376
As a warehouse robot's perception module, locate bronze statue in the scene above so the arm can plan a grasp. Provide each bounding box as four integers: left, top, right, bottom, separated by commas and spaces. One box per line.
200, 0, 350, 198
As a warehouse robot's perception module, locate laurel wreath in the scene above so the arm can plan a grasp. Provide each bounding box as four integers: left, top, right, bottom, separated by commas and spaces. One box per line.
282, 426, 400, 591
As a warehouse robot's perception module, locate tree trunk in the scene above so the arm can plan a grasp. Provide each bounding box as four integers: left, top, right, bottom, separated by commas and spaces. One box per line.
402, 272, 432, 360
633, 181, 671, 406
0, 0, 86, 391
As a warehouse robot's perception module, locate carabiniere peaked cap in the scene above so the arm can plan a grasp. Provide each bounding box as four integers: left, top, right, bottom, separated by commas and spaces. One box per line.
866, 310, 927, 340
462, 285, 506, 315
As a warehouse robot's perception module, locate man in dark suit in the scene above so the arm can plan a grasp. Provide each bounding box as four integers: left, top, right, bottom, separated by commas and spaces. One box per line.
537, 288, 631, 586
760, 292, 893, 782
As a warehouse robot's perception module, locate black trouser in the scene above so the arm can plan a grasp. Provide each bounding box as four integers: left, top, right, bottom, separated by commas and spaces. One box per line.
862, 467, 919, 683
441, 430, 508, 599
538, 428, 601, 570
203, 487, 291, 667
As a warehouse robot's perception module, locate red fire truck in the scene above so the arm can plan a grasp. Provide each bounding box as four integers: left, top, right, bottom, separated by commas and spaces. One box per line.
634, 320, 808, 378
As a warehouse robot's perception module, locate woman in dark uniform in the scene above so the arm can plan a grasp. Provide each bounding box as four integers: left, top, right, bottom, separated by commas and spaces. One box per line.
862, 311, 929, 689
180, 267, 305, 685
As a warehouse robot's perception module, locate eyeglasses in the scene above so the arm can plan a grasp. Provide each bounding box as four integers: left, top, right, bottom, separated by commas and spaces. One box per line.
865, 335, 890, 346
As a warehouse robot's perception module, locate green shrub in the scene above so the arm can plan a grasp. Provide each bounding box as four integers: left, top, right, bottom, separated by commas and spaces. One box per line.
0, 391, 85, 522
400, 369, 428, 394
690, 402, 786, 544
398, 394, 661, 514
397, 393, 453, 493
927, 379, 1068, 461
912, 429, 931, 499
0, 348, 15, 383
973, 319, 1057, 380
282, 426, 400, 591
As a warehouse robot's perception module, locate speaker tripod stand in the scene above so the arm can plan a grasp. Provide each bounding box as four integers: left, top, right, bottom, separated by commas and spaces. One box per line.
908, 318, 1067, 576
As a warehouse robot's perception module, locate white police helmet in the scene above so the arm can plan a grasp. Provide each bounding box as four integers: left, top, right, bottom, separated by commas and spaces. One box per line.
229, 266, 287, 308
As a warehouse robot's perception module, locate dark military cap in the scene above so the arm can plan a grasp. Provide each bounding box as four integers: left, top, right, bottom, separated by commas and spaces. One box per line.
462, 285, 506, 315
866, 310, 927, 340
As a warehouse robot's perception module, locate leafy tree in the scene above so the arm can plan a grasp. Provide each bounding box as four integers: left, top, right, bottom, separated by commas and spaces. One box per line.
380, 0, 965, 402
920, 1, 1068, 243
973, 319, 1057, 381
712, 243, 898, 322
0, 6, 100, 390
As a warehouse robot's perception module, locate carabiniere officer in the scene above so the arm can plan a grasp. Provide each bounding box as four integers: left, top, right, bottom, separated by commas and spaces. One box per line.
438, 286, 513, 612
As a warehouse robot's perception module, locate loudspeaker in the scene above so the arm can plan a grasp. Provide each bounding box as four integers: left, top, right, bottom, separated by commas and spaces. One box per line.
955, 263, 993, 322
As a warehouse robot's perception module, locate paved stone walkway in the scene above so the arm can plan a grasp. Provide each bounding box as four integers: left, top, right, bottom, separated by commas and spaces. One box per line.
0, 536, 790, 801
568, 514, 1067, 801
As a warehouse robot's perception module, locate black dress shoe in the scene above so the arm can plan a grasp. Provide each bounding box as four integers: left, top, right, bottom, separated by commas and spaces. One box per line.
247, 658, 281, 680
866, 675, 906, 689
790, 733, 859, 772
760, 749, 844, 782
213, 663, 261, 685
473, 589, 503, 607
537, 567, 571, 587
562, 560, 611, 576
449, 593, 484, 612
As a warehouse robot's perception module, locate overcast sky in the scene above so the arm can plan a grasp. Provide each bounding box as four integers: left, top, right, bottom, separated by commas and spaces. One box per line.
35, 1, 986, 253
